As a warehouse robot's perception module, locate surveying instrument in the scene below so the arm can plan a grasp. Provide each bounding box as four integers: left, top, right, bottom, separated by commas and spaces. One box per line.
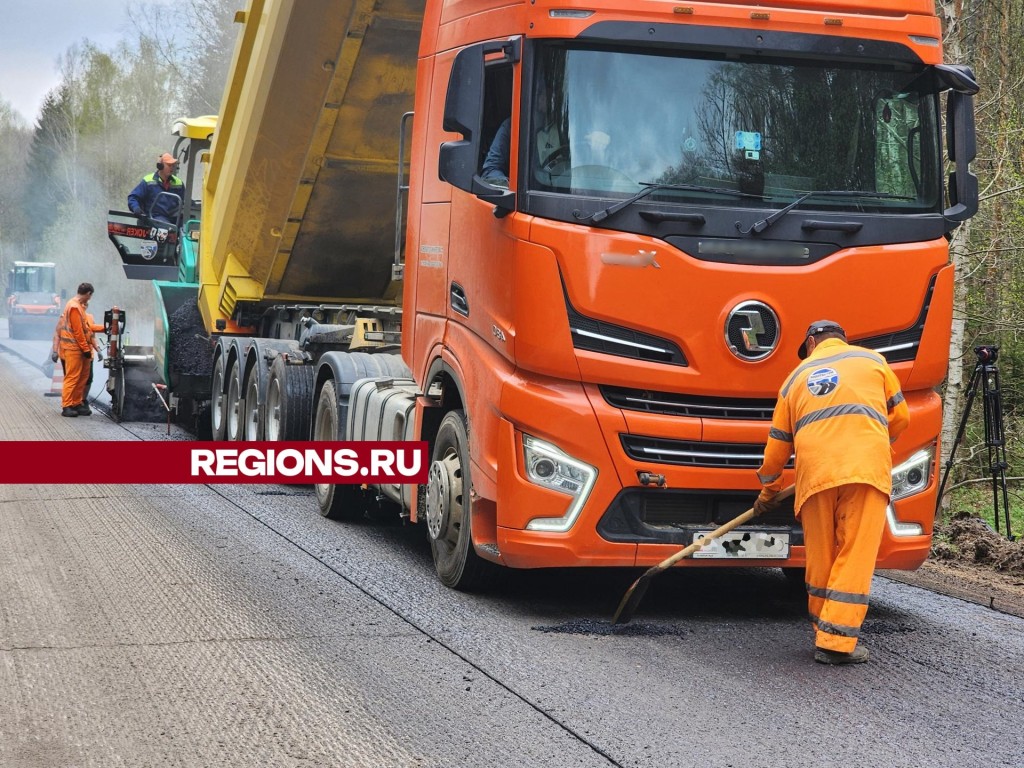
936, 345, 1013, 539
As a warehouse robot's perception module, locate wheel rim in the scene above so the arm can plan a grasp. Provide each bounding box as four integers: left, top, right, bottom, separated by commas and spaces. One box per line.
244, 374, 260, 440
226, 365, 242, 440
211, 357, 225, 434
266, 378, 282, 440
313, 385, 335, 500
426, 446, 463, 551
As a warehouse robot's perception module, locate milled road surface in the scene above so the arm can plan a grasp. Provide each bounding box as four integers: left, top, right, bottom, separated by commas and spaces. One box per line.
1, 343, 1022, 767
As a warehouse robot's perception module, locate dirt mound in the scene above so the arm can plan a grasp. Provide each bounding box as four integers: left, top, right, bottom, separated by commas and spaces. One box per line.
931, 512, 1024, 575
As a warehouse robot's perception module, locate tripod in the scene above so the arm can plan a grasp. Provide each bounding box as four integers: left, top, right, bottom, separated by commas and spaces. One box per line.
936, 345, 1013, 538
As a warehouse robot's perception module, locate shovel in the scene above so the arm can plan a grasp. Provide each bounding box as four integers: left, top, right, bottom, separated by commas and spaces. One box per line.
612, 485, 795, 625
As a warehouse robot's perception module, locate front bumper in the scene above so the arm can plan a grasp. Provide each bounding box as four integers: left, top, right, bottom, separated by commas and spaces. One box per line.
491, 373, 938, 571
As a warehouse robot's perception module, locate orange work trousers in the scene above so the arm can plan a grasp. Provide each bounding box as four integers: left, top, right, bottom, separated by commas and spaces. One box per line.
61, 352, 90, 408
799, 483, 889, 653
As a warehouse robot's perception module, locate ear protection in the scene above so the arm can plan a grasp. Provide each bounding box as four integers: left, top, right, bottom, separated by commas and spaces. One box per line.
156, 162, 165, 170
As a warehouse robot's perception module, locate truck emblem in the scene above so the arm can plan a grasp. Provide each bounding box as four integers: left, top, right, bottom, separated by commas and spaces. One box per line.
725, 301, 779, 361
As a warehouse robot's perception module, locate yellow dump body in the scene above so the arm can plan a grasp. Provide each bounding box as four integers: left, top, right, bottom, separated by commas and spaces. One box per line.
198, 0, 425, 331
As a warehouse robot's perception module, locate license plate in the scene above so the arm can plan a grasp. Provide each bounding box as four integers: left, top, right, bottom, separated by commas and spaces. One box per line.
691, 530, 790, 559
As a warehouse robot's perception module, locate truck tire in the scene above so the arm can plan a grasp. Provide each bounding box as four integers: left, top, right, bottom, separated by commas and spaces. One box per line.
426, 410, 494, 591
265, 356, 313, 441
225, 359, 244, 441
313, 379, 365, 519
210, 354, 228, 440
243, 365, 262, 441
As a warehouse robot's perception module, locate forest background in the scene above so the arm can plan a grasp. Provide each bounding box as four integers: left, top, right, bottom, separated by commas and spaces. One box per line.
0, 1, 1020, 538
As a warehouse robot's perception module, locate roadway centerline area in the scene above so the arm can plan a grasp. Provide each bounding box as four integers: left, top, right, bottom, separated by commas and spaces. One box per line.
2, 348, 1023, 768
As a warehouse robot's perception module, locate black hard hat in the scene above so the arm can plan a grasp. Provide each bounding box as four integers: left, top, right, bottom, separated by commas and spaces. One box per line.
798, 319, 845, 359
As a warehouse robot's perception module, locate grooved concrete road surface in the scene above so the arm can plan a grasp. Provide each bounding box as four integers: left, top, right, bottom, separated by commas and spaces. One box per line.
1, 346, 1022, 767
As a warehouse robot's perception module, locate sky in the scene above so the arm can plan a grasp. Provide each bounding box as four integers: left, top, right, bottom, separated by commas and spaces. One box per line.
0, 1, 134, 124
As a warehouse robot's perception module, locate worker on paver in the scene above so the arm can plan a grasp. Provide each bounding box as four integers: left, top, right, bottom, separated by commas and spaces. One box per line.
754, 320, 910, 665
127, 152, 185, 224
55, 282, 97, 417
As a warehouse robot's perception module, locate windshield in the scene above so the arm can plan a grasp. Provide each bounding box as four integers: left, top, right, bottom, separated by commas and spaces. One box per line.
529, 45, 942, 213
12, 265, 55, 294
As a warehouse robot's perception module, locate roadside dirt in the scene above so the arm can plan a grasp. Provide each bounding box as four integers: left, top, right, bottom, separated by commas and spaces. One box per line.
880, 512, 1024, 619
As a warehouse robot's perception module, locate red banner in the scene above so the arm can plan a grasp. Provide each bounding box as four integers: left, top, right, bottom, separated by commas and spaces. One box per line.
0, 441, 429, 484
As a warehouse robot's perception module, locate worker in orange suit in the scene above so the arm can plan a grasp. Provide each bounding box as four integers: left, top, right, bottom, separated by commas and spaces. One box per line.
754, 320, 909, 665
55, 282, 97, 417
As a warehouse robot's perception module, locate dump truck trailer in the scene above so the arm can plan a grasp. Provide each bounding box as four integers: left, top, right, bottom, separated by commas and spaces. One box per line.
108, 0, 979, 589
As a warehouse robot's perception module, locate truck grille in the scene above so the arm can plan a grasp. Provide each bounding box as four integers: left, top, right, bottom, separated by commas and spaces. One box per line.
621, 435, 793, 470
602, 385, 775, 420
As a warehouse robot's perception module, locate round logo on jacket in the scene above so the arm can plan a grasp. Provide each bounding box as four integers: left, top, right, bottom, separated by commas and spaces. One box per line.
807, 367, 839, 396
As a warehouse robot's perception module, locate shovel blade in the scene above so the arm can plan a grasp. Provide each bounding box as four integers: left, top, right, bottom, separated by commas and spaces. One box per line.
611, 570, 655, 625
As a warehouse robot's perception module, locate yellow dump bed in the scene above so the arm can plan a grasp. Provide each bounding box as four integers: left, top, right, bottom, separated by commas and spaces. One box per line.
199, 0, 425, 328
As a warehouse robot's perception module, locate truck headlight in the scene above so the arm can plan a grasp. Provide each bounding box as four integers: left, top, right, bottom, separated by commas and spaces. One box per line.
523, 435, 597, 532
891, 448, 932, 501
887, 448, 934, 537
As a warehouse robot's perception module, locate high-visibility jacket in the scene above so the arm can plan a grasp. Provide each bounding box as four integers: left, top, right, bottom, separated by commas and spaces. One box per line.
51, 311, 101, 360
56, 297, 92, 356
127, 172, 184, 222
757, 337, 910, 512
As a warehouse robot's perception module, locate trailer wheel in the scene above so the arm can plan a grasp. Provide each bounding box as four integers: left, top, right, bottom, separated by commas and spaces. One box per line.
313, 379, 365, 519
210, 354, 227, 440
243, 367, 262, 441
265, 356, 313, 441
426, 410, 493, 591
225, 360, 244, 441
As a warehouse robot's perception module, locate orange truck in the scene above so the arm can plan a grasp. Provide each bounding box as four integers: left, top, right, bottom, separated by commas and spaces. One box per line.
5, 261, 61, 340
109, 0, 978, 589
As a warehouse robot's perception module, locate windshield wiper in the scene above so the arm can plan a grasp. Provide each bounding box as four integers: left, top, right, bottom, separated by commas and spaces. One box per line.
574, 182, 758, 224
735, 190, 913, 235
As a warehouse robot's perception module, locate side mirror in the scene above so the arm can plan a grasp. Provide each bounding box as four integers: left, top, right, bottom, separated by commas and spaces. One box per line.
944, 89, 978, 223
438, 37, 520, 212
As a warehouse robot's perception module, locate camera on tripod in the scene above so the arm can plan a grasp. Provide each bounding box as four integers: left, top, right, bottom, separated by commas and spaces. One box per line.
938, 342, 1013, 538
974, 345, 999, 364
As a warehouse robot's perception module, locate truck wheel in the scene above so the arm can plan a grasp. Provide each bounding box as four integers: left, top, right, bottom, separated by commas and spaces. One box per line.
243, 366, 262, 441
426, 410, 493, 591
265, 356, 313, 441
210, 354, 227, 440
225, 360, 244, 441
313, 379, 365, 519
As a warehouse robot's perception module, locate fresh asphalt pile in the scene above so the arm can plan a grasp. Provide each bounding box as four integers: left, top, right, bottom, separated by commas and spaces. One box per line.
168, 302, 213, 377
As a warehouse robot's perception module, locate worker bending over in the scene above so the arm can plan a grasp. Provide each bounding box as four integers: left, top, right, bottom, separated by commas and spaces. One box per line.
755, 320, 909, 665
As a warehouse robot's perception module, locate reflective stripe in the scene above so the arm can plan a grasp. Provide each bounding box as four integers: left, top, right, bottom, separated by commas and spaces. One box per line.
757, 472, 781, 484
781, 350, 885, 397
793, 403, 887, 434
768, 427, 793, 442
806, 584, 870, 605
887, 392, 905, 410
816, 618, 860, 638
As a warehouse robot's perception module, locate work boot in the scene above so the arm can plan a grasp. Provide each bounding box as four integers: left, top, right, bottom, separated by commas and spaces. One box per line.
61, 407, 79, 417
814, 646, 869, 665
75, 403, 92, 415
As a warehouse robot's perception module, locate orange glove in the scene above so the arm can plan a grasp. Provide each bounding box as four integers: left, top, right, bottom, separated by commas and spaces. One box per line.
753, 488, 779, 517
